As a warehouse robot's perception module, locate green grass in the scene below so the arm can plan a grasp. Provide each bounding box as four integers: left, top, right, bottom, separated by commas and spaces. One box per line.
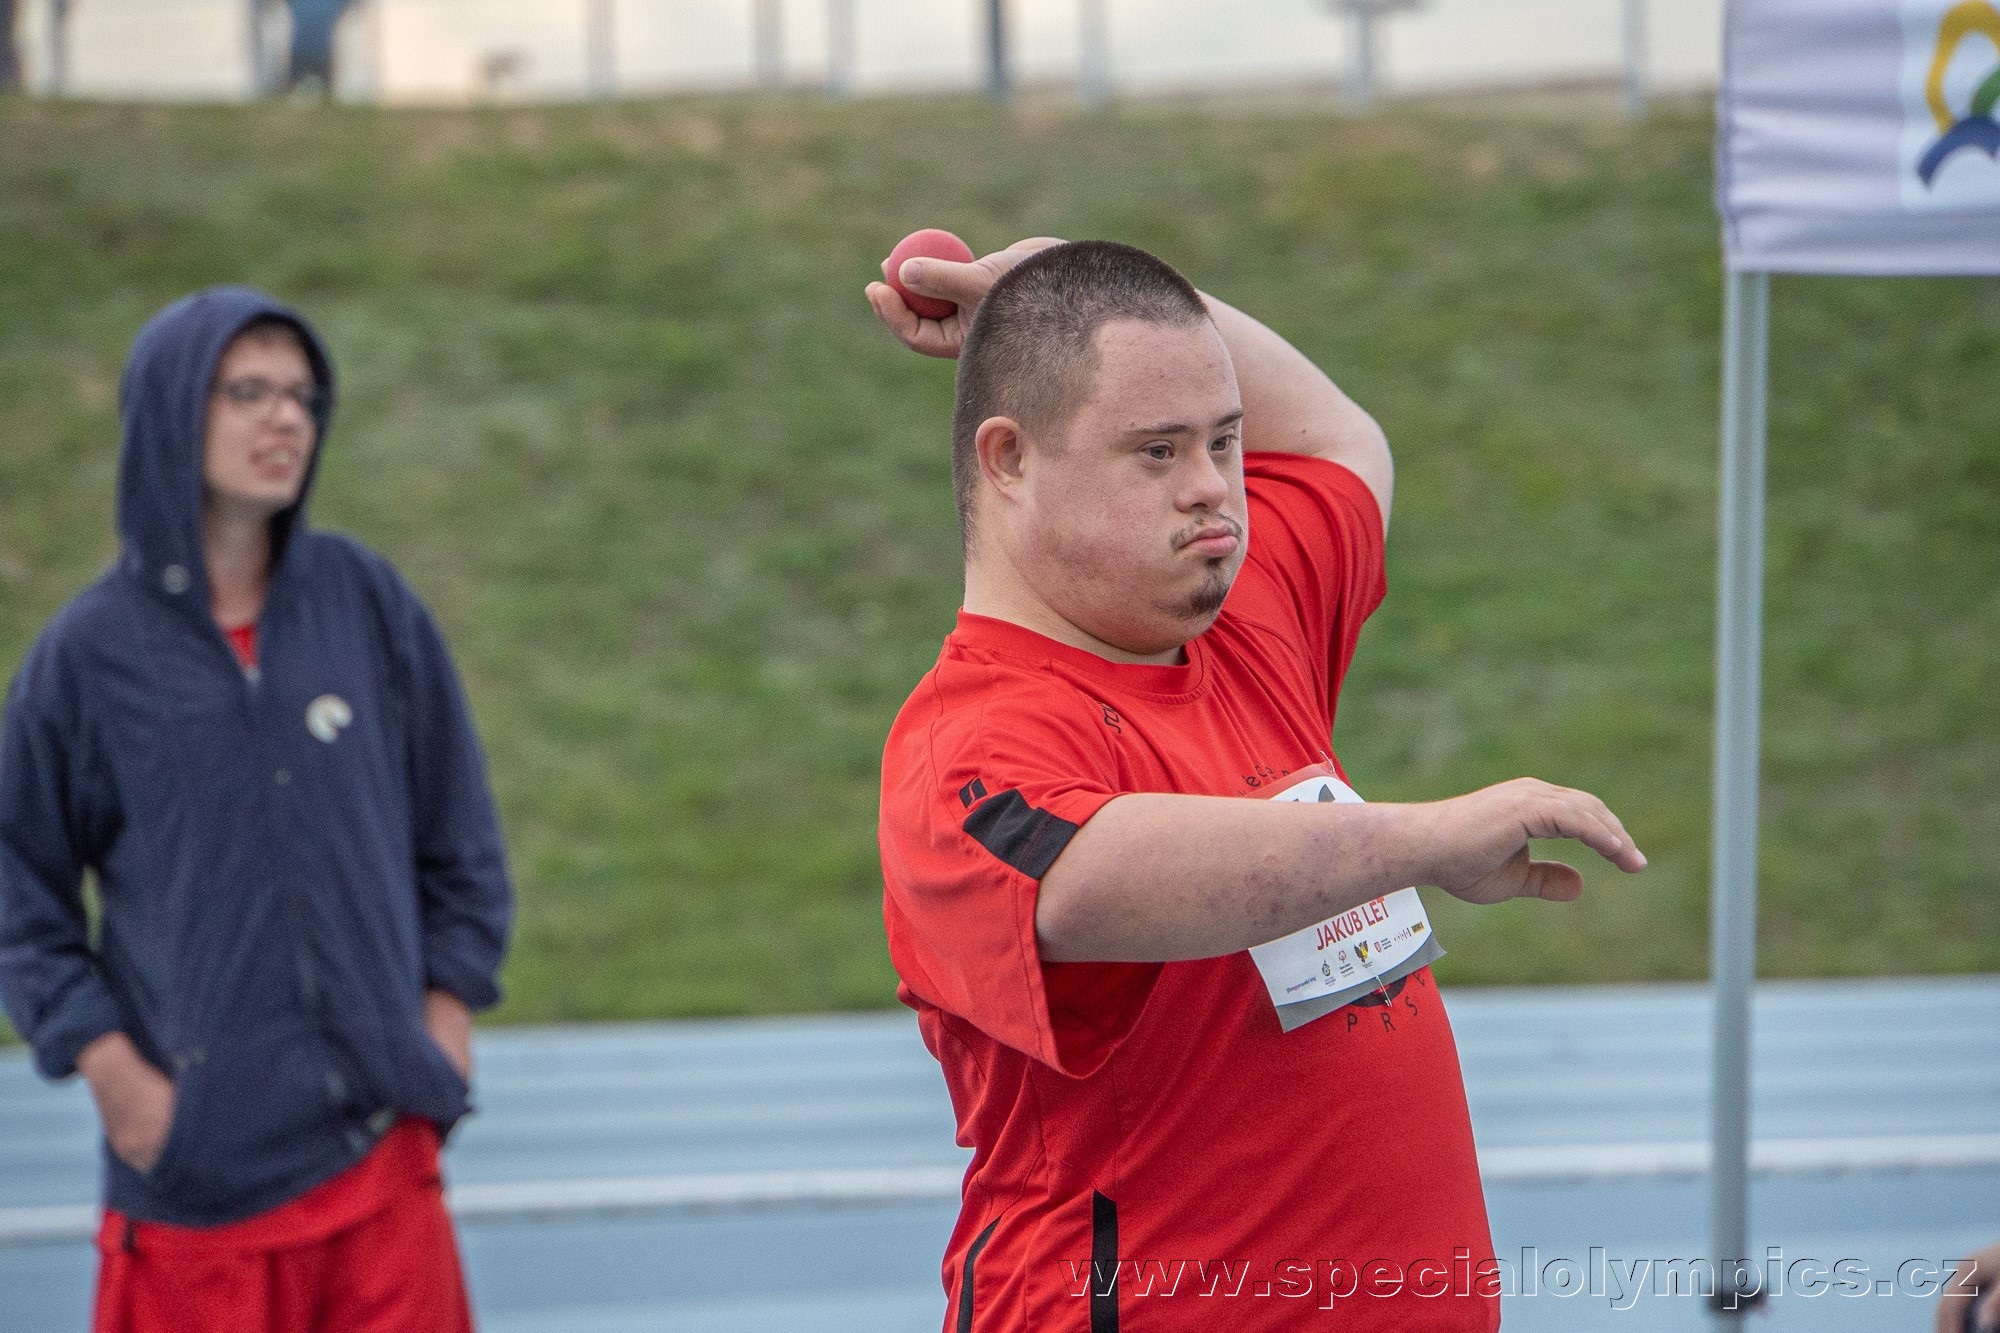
1, 92, 1994, 1028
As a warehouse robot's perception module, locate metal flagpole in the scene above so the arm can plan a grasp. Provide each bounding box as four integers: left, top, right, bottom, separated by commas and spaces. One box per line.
1335, 0, 1418, 111
985, 0, 1010, 101
1620, 0, 1648, 117
825, 0, 855, 97
368, 0, 389, 103
585, 0, 616, 98
47, 0, 69, 95
753, 0, 783, 89
247, 0, 270, 97
1342, 0, 1379, 109
1077, 0, 1110, 107
1709, 266, 1769, 1318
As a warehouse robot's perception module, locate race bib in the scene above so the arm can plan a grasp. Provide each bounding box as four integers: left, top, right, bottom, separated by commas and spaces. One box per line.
1247, 773, 1444, 1032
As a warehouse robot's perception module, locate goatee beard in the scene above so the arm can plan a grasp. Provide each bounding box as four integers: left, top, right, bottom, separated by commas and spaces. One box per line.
1172, 563, 1234, 620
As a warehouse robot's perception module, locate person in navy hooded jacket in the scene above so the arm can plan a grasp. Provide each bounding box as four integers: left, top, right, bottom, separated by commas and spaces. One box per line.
0, 288, 513, 1332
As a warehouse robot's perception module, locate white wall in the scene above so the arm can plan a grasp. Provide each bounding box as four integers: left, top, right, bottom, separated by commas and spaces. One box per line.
20, 0, 258, 98
1388, 0, 1722, 95
18, 0, 1724, 104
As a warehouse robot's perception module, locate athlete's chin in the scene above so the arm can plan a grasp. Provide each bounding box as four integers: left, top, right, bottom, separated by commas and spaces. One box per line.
1170, 564, 1237, 623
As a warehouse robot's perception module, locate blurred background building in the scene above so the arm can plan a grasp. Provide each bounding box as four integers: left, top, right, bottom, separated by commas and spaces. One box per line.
3, 0, 1721, 106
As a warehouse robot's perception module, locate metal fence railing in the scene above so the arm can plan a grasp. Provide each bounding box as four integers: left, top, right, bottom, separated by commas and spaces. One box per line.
2, 0, 1716, 110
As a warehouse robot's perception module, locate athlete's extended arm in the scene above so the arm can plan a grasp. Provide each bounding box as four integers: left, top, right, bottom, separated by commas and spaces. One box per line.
866, 236, 1392, 523
1035, 779, 1645, 963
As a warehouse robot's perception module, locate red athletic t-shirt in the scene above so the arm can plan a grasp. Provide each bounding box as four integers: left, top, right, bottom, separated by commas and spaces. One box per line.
879, 455, 1497, 1331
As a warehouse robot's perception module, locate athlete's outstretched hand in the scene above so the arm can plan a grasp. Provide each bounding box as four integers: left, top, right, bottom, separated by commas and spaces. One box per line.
865, 235, 1066, 360
1424, 778, 1646, 906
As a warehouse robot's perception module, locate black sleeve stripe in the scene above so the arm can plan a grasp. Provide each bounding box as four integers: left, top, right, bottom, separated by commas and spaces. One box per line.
962, 789, 1080, 880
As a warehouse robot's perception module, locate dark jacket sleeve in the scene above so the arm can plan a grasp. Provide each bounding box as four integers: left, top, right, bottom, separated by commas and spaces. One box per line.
398, 591, 513, 1012
0, 670, 127, 1079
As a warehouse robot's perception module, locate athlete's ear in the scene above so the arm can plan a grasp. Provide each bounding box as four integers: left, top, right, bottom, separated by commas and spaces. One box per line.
975, 416, 1028, 506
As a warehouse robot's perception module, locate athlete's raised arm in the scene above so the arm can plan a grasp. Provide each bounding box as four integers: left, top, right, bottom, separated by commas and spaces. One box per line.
869, 238, 1392, 524
1200, 294, 1391, 524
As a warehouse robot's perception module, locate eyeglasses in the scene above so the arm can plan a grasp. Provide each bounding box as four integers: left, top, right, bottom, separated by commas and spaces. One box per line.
213, 377, 327, 418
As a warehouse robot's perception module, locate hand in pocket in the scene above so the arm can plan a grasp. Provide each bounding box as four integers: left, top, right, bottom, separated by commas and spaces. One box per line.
78, 1033, 178, 1172
424, 989, 473, 1084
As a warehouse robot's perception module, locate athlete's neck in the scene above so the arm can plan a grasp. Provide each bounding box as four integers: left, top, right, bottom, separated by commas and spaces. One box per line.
962, 556, 1188, 667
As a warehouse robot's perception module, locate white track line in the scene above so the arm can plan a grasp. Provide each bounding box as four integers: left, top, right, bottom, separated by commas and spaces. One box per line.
3, 1135, 1997, 1247
0, 1206, 92, 1247
1474, 1133, 2000, 1183
451, 1164, 967, 1222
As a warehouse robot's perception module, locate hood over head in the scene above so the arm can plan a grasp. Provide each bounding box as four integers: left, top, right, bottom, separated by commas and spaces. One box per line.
115, 286, 336, 613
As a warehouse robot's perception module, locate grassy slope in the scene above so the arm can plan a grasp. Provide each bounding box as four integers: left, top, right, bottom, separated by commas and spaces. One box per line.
0, 94, 1994, 1027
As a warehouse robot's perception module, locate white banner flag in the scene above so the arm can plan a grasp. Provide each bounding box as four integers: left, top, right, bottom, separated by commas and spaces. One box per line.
1719, 0, 2000, 273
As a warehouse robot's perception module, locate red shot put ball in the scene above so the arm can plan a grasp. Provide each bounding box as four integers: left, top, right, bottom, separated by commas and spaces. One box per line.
884, 229, 975, 321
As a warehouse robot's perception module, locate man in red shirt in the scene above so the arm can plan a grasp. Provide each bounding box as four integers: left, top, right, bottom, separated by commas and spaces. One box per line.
866, 238, 1645, 1331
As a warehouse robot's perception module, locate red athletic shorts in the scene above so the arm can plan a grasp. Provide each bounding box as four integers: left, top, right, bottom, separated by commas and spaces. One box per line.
93, 1119, 474, 1333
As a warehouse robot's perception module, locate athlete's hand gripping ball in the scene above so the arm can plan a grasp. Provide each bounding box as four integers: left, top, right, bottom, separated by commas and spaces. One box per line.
883, 229, 975, 319
866, 232, 1067, 360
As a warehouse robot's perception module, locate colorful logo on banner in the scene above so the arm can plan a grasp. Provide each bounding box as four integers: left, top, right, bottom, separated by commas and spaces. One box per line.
1903, 0, 2000, 207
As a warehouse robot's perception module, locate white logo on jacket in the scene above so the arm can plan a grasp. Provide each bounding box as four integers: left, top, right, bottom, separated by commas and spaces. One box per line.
306, 695, 353, 743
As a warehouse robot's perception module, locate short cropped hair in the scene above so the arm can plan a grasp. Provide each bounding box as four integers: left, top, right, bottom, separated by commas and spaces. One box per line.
950, 241, 1208, 541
